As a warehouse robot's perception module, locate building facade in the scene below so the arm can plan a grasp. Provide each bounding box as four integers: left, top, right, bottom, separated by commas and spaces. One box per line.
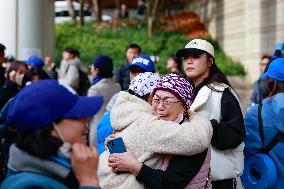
187, 0, 284, 82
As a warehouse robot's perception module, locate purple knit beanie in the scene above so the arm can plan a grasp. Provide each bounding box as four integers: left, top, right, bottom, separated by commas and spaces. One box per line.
153, 73, 194, 109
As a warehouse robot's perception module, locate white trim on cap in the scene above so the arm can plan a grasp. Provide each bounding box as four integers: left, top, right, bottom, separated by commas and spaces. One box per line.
132, 57, 149, 65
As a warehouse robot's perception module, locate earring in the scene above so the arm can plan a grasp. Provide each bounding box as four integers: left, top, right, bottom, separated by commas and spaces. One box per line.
183, 111, 189, 118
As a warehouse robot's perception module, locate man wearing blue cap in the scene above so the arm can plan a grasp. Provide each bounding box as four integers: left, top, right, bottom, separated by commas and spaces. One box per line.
127, 54, 156, 80
1, 80, 103, 189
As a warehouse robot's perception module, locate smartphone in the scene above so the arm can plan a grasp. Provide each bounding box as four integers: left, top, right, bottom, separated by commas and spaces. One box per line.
107, 137, 127, 154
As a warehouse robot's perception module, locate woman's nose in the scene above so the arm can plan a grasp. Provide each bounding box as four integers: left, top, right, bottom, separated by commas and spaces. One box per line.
157, 101, 165, 110
185, 57, 193, 64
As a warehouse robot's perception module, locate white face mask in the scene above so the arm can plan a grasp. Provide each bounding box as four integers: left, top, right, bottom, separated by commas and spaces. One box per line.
15, 73, 24, 87
53, 124, 72, 159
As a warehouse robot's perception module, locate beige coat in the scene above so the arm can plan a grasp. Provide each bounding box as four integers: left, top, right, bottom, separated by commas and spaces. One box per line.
58, 59, 80, 90
98, 91, 213, 189
87, 78, 121, 146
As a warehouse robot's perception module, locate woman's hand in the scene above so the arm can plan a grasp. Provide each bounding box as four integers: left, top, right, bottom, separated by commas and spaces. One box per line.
70, 143, 99, 187
108, 151, 143, 176
9, 70, 16, 82
104, 133, 116, 150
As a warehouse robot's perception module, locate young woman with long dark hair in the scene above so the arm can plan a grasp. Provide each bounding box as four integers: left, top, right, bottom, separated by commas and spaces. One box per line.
176, 39, 245, 189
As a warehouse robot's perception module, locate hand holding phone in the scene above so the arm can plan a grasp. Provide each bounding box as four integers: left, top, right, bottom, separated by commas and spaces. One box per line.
107, 137, 127, 154
107, 137, 127, 174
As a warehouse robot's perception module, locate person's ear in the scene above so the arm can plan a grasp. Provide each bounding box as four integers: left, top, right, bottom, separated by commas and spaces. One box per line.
51, 128, 59, 138
208, 57, 213, 67
95, 67, 100, 73
146, 94, 151, 104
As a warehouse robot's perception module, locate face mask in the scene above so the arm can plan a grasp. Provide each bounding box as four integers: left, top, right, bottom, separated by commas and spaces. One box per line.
174, 112, 184, 124
15, 73, 24, 87
58, 142, 72, 159
53, 123, 72, 159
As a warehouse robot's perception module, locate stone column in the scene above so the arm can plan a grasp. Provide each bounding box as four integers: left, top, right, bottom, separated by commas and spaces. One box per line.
243, 0, 263, 82
0, 0, 54, 60
275, 0, 284, 44
0, 0, 18, 56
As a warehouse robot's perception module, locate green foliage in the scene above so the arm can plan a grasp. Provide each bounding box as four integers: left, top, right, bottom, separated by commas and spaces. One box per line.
55, 22, 245, 75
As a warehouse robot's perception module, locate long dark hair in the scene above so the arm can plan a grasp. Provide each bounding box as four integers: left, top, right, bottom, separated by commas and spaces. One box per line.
15, 123, 62, 159
267, 78, 284, 97
202, 53, 232, 91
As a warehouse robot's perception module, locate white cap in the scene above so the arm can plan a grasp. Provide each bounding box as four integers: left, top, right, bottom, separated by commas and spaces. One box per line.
176, 39, 215, 58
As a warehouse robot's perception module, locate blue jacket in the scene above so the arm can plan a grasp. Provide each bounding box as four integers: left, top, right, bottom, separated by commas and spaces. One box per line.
1, 171, 98, 189
1, 145, 101, 189
244, 93, 284, 189
97, 112, 114, 156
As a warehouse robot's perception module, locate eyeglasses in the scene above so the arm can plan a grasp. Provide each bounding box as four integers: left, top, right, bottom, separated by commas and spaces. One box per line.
152, 96, 180, 108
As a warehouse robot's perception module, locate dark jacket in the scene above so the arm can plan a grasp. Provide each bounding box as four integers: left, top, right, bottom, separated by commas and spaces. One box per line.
114, 62, 130, 91
0, 80, 18, 110
137, 149, 208, 189
0, 67, 5, 87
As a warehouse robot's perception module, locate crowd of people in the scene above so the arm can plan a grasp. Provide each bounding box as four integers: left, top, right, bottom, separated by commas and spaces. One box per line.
0, 38, 283, 189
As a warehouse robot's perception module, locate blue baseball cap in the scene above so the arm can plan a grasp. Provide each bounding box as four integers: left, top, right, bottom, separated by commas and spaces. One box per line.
261, 58, 284, 81
127, 55, 156, 72
25, 56, 44, 67
7, 80, 104, 134
92, 55, 113, 75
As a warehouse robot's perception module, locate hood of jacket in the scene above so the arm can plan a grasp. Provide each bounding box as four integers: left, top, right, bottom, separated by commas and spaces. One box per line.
110, 91, 153, 130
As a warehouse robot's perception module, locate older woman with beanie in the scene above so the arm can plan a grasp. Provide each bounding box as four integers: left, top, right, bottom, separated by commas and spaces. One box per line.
1, 80, 103, 189
88, 55, 121, 146
98, 73, 213, 189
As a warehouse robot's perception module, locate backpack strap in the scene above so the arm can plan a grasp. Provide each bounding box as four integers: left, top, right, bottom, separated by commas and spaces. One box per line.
258, 101, 284, 154
258, 102, 265, 148
262, 132, 284, 154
